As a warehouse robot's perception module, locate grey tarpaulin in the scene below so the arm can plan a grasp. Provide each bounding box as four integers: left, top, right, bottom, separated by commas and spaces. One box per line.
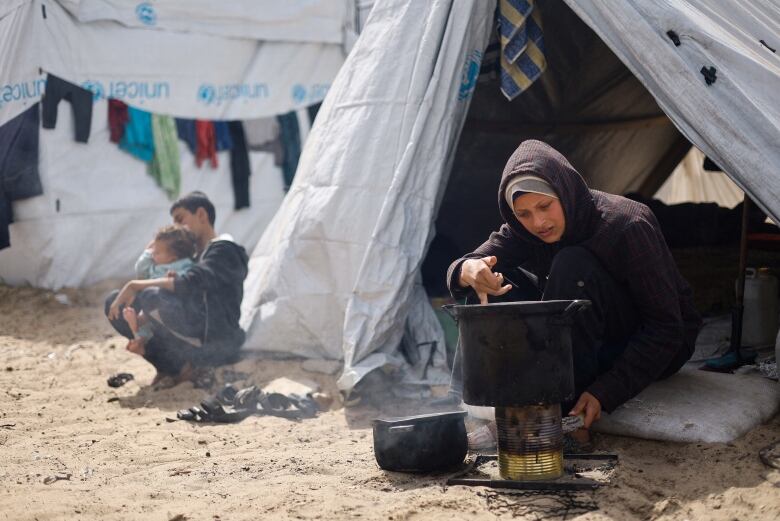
565, 0, 780, 222
240, 0, 496, 392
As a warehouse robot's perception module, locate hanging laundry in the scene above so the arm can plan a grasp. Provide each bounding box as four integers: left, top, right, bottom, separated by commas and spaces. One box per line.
0, 198, 10, 250
214, 121, 234, 151
277, 111, 302, 190
195, 120, 217, 168
120, 106, 155, 162
175, 118, 198, 155
254, 138, 284, 167
244, 117, 279, 148
479, 36, 502, 81
227, 121, 251, 210
497, 0, 547, 100
244, 117, 283, 166
0, 103, 43, 250
108, 99, 129, 143
0, 103, 43, 200
149, 114, 181, 199
41, 73, 93, 143
307, 102, 322, 126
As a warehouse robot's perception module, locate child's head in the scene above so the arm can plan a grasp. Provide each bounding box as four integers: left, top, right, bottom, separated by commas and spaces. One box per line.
151, 225, 197, 265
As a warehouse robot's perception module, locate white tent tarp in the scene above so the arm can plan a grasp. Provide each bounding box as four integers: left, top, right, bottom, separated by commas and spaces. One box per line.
0, 0, 348, 288
240, 0, 495, 390
58, 0, 352, 44
0, 100, 292, 288
240, 0, 780, 393
0, 0, 346, 126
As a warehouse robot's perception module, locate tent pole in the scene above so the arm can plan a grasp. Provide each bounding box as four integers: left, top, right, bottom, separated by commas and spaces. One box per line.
731, 194, 751, 362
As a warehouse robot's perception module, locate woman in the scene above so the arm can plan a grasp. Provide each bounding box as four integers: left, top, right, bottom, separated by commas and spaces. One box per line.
448, 140, 701, 429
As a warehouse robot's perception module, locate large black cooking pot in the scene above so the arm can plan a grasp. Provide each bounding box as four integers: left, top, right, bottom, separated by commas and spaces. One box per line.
372, 411, 467, 472
444, 300, 590, 407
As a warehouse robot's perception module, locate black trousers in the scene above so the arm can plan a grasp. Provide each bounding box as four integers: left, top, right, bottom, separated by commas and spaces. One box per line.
41, 74, 93, 143
449, 246, 687, 409
105, 287, 205, 375
228, 121, 251, 210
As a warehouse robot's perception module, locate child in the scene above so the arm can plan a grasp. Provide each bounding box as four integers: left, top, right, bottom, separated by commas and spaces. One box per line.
123, 225, 197, 354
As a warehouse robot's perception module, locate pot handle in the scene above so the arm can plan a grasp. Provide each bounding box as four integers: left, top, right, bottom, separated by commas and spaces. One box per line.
441, 304, 458, 322
388, 425, 415, 433
562, 299, 591, 319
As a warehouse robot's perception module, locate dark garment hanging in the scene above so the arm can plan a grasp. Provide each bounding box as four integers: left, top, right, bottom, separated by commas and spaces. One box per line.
214, 121, 234, 151
307, 102, 322, 126
0, 103, 43, 250
0, 103, 42, 200
277, 111, 301, 190
175, 118, 198, 155
0, 197, 11, 250
108, 98, 129, 143
41, 74, 93, 143
195, 120, 217, 168
228, 121, 251, 210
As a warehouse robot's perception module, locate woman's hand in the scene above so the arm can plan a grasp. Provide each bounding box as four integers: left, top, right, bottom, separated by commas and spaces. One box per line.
569, 391, 602, 428
459, 256, 512, 304
108, 281, 139, 321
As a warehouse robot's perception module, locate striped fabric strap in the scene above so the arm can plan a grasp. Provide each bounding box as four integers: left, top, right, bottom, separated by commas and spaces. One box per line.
498, 0, 547, 100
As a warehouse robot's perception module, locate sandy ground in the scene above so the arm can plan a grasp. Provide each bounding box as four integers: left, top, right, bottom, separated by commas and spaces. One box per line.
0, 282, 779, 521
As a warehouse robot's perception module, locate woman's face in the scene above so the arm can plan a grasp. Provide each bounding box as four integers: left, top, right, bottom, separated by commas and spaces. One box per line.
512, 193, 566, 243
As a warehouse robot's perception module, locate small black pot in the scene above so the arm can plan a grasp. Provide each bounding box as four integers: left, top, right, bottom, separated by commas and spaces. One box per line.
372, 411, 468, 472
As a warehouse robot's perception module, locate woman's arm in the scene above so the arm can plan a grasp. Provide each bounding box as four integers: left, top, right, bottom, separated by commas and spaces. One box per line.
446, 224, 529, 302
586, 218, 685, 412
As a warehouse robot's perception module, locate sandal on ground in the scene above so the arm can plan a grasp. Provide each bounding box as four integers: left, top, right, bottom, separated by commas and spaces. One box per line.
107, 373, 134, 388
176, 386, 321, 424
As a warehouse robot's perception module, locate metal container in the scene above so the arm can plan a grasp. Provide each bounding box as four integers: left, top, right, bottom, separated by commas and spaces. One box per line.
496, 404, 564, 480
741, 267, 779, 347
372, 411, 468, 472
443, 300, 589, 406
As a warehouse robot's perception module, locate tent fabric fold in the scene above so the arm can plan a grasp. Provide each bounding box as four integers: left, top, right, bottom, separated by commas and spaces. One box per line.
240, 0, 496, 390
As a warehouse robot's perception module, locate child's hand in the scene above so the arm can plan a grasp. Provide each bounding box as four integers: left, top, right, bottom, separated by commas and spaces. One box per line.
108, 282, 139, 320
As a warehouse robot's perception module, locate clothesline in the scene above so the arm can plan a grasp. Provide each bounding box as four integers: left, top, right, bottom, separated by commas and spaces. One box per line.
0, 72, 321, 252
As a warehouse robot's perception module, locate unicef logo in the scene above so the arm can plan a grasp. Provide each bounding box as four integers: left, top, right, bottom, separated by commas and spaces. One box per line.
197, 84, 216, 105
81, 80, 105, 100
291, 84, 307, 104
135, 3, 157, 26
458, 50, 482, 101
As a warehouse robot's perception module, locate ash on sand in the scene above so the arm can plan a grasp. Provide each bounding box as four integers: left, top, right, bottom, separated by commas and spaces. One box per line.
1, 282, 779, 520
478, 489, 598, 521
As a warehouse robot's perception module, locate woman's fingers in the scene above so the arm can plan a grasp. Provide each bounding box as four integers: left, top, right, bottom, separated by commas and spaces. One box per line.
494, 284, 512, 296
482, 256, 498, 268
476, 268, 502, 291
